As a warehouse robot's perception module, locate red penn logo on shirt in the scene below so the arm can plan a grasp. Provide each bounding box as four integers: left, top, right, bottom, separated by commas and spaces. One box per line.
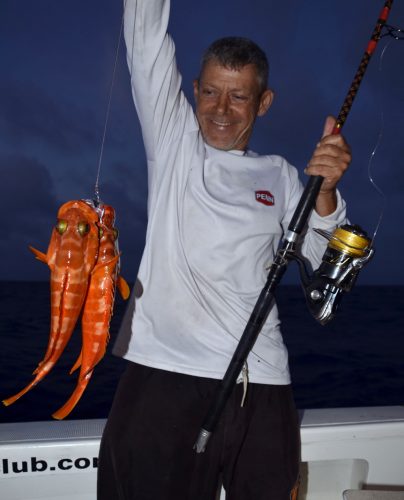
255, 190, 275, 206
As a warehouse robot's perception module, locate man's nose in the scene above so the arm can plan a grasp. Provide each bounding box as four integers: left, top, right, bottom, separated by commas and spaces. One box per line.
215, 94, 229, 114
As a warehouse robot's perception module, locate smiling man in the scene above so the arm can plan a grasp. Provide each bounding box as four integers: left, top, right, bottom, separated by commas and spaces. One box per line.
97, 1, 351, 499
193, 39, 274, 151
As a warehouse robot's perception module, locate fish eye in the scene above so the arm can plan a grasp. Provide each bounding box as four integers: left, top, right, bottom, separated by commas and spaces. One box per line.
56, 219, 68, 235
113, 228, 119, 240
77, 221, 90, 236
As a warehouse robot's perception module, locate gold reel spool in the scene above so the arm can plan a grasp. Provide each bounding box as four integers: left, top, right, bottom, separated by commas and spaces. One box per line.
328, 226, 371, 257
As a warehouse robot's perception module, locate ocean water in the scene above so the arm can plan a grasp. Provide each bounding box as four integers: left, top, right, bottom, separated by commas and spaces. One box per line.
0, 282, 403, 423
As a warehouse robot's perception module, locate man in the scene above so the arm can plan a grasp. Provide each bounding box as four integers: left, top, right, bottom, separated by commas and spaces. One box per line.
98, 1, 351, 499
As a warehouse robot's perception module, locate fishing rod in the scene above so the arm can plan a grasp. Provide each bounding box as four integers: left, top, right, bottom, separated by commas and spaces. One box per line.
194, 0, 394, 453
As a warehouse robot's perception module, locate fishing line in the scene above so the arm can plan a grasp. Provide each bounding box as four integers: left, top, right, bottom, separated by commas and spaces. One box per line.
367, 25, 403, 246
366, 42, 390, 245
94, 9, 125, 206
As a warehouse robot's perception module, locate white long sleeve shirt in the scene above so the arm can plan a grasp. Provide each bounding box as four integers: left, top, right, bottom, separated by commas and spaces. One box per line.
113, 0, 347, 384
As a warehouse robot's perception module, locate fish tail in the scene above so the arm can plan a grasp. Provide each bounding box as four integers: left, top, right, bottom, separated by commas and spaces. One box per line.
3, 382, 37, 406
3, 361, 55, 406
52, 371, 93, 420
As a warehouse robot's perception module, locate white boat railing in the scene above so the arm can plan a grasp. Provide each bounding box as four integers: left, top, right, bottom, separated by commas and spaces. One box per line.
1, 406, 404, 500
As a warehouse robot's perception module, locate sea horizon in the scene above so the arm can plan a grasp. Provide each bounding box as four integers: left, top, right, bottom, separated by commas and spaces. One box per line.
1, 282, 403, 424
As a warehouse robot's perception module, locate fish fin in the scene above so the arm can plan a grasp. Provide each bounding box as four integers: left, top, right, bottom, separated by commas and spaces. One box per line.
29, 246, 48, 264
118, 276, 130, 300
91, 255, 120, 274
79, 347, 107, 381
70, 351, 83, 375
52, 371, 93, 420
32, 361, 44, 375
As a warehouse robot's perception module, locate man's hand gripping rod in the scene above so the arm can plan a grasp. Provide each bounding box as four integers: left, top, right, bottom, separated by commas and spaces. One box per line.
194, 0, 394, 453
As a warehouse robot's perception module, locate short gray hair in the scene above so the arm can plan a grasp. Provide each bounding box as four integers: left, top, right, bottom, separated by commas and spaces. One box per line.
200, 37, 269, 94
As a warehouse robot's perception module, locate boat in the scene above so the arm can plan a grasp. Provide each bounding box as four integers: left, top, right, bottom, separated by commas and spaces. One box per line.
1, 405, 404, 499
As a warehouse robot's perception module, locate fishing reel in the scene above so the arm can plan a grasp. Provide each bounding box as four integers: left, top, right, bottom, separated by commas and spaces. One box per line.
293, 224, 374, 325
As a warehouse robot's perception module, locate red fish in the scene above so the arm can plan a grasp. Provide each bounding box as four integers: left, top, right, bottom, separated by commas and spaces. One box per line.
3, 200, 100, 407
52, 204, 129, 419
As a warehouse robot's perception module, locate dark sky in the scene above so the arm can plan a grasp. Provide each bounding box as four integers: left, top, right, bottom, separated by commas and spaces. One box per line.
1, 0, 403, 284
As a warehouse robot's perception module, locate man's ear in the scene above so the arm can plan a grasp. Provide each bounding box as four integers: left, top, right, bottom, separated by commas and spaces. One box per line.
193, 79, 200, 101
257, 88, 274, 117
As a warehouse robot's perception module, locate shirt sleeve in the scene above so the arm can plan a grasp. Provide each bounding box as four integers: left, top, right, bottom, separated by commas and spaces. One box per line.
301, 190, 347, 267
123, 0, 198, 166
281, 161, 347, 270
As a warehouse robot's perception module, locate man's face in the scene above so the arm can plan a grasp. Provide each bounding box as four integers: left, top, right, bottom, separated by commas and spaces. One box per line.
193, 61, 273, 151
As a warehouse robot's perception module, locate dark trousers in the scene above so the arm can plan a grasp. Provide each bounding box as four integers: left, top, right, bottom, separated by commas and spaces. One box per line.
97, 361, 300, 500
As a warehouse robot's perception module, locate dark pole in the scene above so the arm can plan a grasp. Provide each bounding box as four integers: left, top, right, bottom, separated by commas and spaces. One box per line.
194, 0, 394, 453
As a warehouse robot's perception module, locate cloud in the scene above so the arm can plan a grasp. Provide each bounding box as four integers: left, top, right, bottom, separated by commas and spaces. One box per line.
0, 81, 100, 155
0, 154, 58, 228
0, 154, 61, 279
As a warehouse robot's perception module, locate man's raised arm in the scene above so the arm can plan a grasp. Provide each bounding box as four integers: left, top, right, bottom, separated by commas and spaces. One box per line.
123, 0, 194, 159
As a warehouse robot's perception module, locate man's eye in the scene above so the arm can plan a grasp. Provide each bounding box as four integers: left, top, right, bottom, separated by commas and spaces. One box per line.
232, 94, 247, 102
202, 89, 215, 97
